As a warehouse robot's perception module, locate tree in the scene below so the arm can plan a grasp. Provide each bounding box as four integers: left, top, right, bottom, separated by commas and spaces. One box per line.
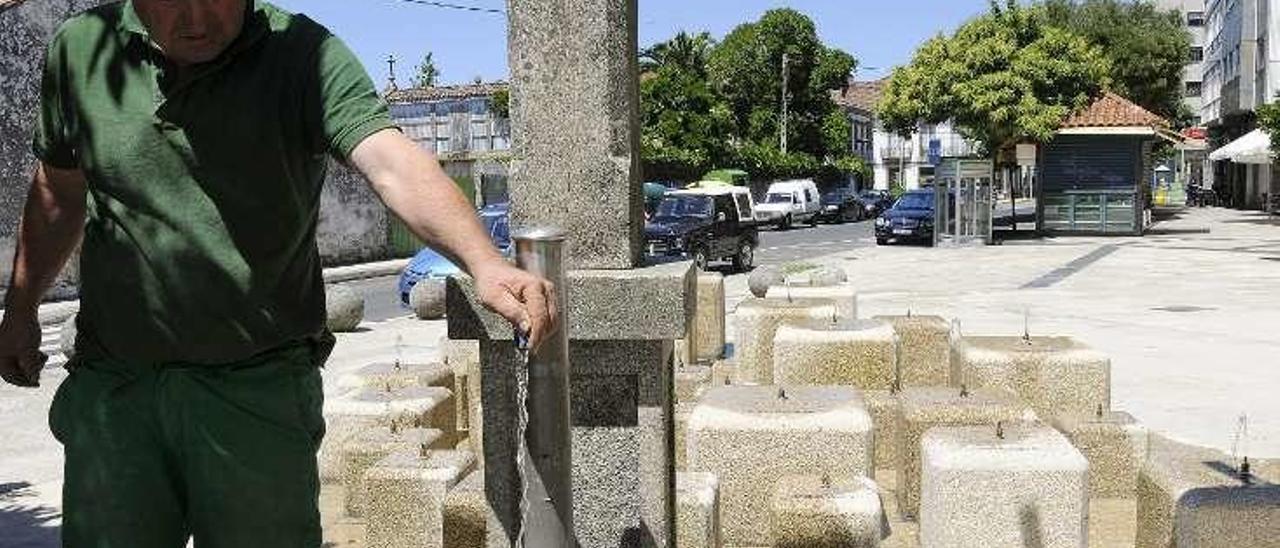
413, 52, 440, 88
640, 65, 735, 180
640, 31, 716, 78
1256, 99, 1280, 157
1039, 0, 1192, 123
878, 0, 1110, 152
490, 88, 510, 119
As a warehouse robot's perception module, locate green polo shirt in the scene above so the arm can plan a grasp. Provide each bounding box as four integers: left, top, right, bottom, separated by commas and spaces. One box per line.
33, 1, 395, 364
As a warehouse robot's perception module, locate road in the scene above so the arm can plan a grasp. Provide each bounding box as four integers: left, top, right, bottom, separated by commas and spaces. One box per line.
343, 218, 877, 323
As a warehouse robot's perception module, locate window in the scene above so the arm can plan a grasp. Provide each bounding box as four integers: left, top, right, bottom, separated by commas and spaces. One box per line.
1185, 81, 1203, 97
1190, 47, 1204, 63
1187, 11, 1205, 27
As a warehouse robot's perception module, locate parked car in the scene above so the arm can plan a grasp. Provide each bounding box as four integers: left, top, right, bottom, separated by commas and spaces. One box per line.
644, 186, 759, 271
874, 189, 951, 246
816, 188, 864, 223
754, 179, 821, 229
858, 189, 894, 218
398, 203, 512, 306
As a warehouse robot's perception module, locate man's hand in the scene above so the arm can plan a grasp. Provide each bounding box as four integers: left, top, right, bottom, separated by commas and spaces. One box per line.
0, 313, 49, 388
471, 259, 558, 351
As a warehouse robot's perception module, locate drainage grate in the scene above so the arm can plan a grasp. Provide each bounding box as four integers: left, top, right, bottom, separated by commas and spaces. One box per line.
1150, 305, 1216, 313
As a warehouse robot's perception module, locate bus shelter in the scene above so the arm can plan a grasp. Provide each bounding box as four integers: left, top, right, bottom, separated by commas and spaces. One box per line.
934, 159, 994, 246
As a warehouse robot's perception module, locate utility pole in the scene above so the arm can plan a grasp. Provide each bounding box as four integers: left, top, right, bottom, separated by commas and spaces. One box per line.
780, 53, 790, 154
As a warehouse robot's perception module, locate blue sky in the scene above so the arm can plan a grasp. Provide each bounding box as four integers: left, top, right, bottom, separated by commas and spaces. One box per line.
269, 0, 992, 87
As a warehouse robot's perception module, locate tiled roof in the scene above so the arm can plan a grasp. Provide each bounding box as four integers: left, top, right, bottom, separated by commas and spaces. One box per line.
831, 79, 886, 113
1059, 91, 1168, 129
386, 82, 509, 104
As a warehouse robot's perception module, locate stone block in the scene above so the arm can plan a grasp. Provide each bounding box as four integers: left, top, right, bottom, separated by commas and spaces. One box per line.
340, 426, 444, 518
694, 273, 726, 361
1054, 411, 1148, 498
1136, 434, 1280, 548
675, 365, 712, 404
325, 284, 365, 332
765, 283, 858, 322
365, 450, 475, 548
710, 359, 736, 387
955, 336, 1110, 421
770, 475, 886, 548
863, 389, 901, 471
440, 337, 480, 442
872, 315, 951, 387
786, 265, 848, 287
443, 468, 505, 548
732, 297, 837, 385
919, 425, 1090, 548
895, 386, 1038, 518
447, 261, 695, 341
320, 386, 457, 483
687, 385, 874, 546
772, 320, 896, 390
411, 277, 447, 320
674, 402, 693, 471
335, 361, 455, 393
676, 471, 721, 548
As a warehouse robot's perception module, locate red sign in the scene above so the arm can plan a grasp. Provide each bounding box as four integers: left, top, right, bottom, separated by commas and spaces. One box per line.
1181, 126, 1208, 140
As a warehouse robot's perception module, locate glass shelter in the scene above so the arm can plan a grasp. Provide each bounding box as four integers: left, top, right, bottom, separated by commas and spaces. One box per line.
933, 159, 994, 246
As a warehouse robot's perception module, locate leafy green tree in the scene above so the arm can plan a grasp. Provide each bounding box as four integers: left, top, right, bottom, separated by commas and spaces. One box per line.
1039, 0, 1192, 123
640, 31, 716, 78
490, 88, 510, 118
640, 65, 735, 180
1256, 99, 1280, 156
413, 52, 440, 88
878, 0, 1110, 151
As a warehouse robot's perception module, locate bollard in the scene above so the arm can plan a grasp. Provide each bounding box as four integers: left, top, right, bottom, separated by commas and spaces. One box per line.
513, 227, 574, 547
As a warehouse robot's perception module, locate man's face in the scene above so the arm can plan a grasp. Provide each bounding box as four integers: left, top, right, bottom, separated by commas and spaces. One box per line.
134, 0, 247, 66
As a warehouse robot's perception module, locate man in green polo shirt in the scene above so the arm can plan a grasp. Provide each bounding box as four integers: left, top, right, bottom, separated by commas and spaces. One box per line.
0, 0, 555, 545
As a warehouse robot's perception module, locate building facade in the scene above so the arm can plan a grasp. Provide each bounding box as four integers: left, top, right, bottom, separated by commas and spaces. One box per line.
1158, 0, 1209, 124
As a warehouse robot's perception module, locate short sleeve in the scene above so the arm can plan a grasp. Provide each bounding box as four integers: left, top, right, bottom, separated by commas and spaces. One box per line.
313, 33, 396, 160
32, 28, 79, 169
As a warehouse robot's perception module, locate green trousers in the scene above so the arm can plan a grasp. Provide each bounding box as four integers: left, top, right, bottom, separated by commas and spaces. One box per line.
49, 342, 327, 548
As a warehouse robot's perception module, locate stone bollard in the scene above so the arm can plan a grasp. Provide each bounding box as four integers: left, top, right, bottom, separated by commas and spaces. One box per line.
872, 315, 951, 387
747, 265, 785, 298
772, 320, 896, 390
954, 335, 1110, 422
693, 273, 726, 361
339, 426, 444, 518
687, 385, 873, 546
765, 283, 859, 322
335, 360, 455, 393
895, 386, 1038, 519
674, 364, 712, 404
1053, 411, 1148, 498
863, 390, 901, 471
364, 449, 475, 548
732, 298, 836, 384
319, 386, 457, 483
325, 284, 365, 332
411, 278, 448, 320
770, 475, 887, 548
442, 468, 502, 548
439, 337, 480, 448
1136, 433, 1280, 548
676, 471, 722, 548
919, 424, 1090, 547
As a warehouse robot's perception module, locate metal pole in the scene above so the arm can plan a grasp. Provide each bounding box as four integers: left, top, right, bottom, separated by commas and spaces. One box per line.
513, 228, 574, 547
781, 53, 790, 154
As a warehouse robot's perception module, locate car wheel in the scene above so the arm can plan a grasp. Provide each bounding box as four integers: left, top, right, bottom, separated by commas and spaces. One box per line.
692, 247, 709, 270
732, 240, 755, 272
808, 214, 819, 227
779, 215, 792, 230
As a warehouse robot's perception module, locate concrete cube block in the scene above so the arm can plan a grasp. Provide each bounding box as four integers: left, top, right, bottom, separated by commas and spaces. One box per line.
676, 471, 721, 548
675, 402, 694, 471
765, 283, 858, 322
896, 386, 1038, 518
732, 297, 837, 384
687, 385, 874, 546
336, 361, 455, 393
320, 386, 457, 483
443, 468, 504, 548
773, 320, 896, 390
440, 337, 480, 436
955, 336, 1111, 421
864, 389, 901, 471
920, 425, 1090, 548
340, 426, 444, 518
770, 475, 887, 548
872, 315, 951, 387
1136, 434, 1280, 548
694, 273, 726, 362
365, 449, 475, 548
1054, 411, 1148, 498
710, 359, 736, 387
675, 365, 713, 404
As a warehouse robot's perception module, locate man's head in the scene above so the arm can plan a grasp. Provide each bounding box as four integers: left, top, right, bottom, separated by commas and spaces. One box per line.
133, 0, 247, 66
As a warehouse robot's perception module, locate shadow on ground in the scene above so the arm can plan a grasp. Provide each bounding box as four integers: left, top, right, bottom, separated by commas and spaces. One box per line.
0, 482, 60, 547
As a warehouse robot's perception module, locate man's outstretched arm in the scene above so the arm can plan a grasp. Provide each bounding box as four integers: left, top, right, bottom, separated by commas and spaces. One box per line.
349, 129, 557, 349
0, 162, 87, 387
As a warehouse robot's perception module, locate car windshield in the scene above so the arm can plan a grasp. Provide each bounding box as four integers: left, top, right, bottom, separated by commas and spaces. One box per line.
821, 191, 848, 204
860, 192, 882, 201
765, 193, 793, 204
656, 195, 713, 218
893, 192, 934, 210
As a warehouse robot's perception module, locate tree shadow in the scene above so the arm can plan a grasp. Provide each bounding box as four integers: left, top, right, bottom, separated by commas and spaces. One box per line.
0, 482, 61, 548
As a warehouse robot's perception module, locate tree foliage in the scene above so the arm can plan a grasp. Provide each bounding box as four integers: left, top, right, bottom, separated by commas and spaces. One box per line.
877, 0, 1110, 151
413, 52, 440, 88
1256, 99, 1280, 157
490, 88, 510, 119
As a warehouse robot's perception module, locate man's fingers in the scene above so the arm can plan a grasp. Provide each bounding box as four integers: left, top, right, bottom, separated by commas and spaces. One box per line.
520, 280, 551, 351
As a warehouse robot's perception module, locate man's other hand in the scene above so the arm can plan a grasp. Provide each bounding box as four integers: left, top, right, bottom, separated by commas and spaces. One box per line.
0, 313, 49, 388
472, 259, 558, 351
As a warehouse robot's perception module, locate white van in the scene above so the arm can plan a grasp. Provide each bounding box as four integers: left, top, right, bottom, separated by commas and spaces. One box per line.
754, 179, 821, 229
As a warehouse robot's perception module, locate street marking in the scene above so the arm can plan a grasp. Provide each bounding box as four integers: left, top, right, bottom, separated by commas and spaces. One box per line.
1021, 245, 1120, 289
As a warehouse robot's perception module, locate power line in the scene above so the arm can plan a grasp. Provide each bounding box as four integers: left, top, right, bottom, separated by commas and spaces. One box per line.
393, 0, 505, 15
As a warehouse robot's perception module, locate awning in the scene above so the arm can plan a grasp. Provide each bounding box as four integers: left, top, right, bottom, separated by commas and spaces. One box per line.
1209, 129, 1272, 164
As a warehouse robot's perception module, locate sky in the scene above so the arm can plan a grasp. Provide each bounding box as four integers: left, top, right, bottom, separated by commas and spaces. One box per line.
268, 0, 993, 88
